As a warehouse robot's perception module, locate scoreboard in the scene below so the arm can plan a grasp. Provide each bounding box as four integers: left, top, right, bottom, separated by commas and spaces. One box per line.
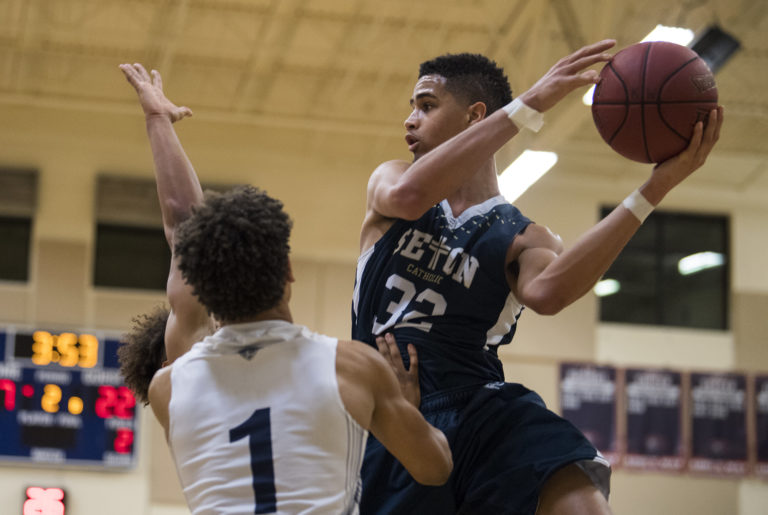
0, 327, 138, 469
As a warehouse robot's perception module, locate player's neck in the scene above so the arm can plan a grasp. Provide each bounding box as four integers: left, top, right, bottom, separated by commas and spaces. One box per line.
219, 301, 293, 326
446, 161, 500, 216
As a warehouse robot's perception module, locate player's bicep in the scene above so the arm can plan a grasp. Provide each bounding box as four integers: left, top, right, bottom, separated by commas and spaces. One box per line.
507, 224, 563, 309
366, 160, 413, 219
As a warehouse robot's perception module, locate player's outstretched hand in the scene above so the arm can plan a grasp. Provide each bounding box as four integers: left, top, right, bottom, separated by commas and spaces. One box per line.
650, 107, 723, 195
375, 333, 420, 408
519, 39, 615, 113
119, 63, 192, 123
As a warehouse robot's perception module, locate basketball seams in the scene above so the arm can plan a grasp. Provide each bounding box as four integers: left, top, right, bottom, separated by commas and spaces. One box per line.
657, 56, 700, 101
653, 56, 704, 149
604, 61, 630, 145
640, 43, 652, 163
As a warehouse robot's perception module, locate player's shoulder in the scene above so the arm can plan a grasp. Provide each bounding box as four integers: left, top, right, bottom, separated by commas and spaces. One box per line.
148, 365, 172, 401
369, 159, 410, 184
508, 222, 564, 257
336, 340, 389, 379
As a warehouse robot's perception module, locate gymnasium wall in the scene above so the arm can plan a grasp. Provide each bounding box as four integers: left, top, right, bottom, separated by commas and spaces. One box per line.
0, 103, 765, 514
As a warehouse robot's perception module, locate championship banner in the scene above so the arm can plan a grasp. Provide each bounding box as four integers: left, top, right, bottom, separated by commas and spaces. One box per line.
688, 372, 748, 476
559, 363, 619, 464
756, 375, 768, 478
623, 368, 684, 471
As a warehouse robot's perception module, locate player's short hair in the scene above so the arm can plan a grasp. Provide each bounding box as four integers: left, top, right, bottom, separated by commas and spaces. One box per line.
418, 53, 513, 114
118, 305, 169, 405
175, 185, 293, 322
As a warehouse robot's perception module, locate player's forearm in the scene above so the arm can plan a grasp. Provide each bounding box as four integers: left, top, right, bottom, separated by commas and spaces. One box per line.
395, 420, 453, 486
145, 115, 204, 231
396, 110, 518, 208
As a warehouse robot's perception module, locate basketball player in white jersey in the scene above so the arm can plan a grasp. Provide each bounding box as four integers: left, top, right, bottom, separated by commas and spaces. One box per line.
117, 62, 214, 404
117, 63, 451, 514
147, 185, 451, 514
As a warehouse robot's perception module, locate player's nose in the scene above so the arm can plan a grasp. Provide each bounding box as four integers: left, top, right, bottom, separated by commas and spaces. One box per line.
404, 110, 418, 130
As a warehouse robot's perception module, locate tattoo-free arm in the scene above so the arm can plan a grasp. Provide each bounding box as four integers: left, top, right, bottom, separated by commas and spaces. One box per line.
511, 108, 723, 314
120, 63, 212, 362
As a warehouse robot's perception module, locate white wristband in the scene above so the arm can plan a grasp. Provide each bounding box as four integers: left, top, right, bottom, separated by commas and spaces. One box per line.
502, 98, 544, 132
622, 190, 654, 223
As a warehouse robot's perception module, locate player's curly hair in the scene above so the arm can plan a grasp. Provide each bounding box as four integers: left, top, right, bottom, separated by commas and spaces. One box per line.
118, 305, 168, 405
419, 53, 513, 114
174, 185, 293, 322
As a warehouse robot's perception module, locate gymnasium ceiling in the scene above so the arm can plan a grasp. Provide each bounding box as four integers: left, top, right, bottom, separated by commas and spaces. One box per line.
0, 0, 766, 196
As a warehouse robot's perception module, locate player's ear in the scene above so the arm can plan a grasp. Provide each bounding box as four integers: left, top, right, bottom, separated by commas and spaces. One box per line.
467, 101, 487, 125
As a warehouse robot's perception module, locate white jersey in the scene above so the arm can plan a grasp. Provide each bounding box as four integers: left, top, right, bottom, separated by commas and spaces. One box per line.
168, 320, 368, 515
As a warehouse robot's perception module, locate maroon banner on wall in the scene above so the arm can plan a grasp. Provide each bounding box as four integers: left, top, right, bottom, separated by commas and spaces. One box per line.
688, 372, 748, 476
623, 368, 685, 471
756, 375, 768, 478
560, 363, 619, 465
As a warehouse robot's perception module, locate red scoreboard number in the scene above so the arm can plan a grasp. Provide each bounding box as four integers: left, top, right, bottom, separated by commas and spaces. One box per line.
23, 487, 66, 515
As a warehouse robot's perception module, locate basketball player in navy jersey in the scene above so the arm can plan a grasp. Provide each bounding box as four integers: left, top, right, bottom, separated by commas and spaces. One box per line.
118, 64, 452, 513
353, 40, 723, 513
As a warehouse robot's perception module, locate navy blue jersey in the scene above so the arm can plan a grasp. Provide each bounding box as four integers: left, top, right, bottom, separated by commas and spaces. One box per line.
352, 195, 532, 395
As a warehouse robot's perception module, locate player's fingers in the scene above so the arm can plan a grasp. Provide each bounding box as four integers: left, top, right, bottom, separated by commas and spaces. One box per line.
686, 121, 705, 160
566, 52, 612, 75
577, 69, 600, 84
119, 63, 141, 85
375, 336, 392, 364
384, 333, 405, 370
713, 106, 724, 141
706, 107, 723, 143
406, 344, 418, 375
134, 63, 151, 82
180, 106, 193, 118
565, 39, 616, 63
694, 108, 721, 163
152, 69, 164, 91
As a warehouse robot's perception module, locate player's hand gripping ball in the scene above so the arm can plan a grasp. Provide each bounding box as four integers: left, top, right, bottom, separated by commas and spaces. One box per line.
592, 41, 718, 163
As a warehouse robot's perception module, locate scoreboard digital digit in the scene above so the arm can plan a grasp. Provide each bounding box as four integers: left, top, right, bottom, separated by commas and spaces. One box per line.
0, 327, 138, 469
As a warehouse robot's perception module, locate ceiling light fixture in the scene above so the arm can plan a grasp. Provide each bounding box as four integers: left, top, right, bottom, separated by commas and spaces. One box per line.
678, 251, 725, 276
594, 278, 621, 297
498, 150, 558, 202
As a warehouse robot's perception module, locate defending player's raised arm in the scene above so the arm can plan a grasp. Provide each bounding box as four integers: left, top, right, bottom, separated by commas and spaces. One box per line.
120, 63, 212, 362
336, 340, 452, 485
509, 108, 723, 315
119, 63, 200, 240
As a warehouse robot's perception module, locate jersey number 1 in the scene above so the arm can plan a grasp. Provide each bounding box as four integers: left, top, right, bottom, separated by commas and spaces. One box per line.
230, 408, 277, 514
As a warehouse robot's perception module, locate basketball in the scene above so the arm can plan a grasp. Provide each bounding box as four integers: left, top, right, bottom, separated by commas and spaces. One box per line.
591, 41, 718, 163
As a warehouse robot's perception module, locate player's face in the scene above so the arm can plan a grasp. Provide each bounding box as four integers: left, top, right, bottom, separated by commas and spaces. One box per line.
404, 75, 472, 161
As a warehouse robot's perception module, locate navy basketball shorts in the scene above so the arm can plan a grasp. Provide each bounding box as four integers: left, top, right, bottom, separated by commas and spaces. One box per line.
360, 382, 611, 515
